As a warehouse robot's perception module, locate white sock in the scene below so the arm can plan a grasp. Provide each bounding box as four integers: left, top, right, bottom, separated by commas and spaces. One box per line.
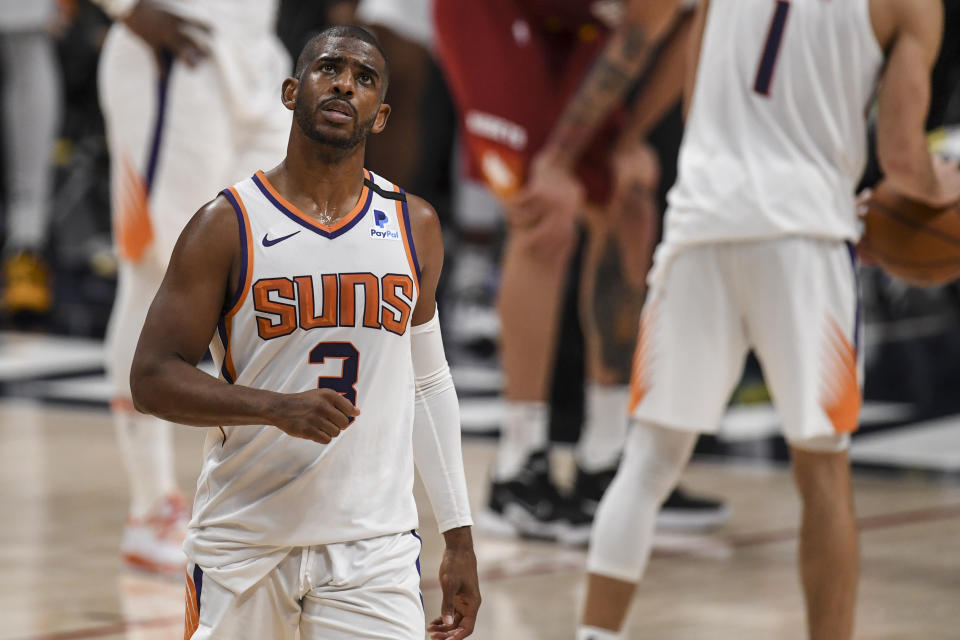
493, 401, 549, 480
575, 384, 630, 472
113, 407, 178, 519
576, 625, 622, 640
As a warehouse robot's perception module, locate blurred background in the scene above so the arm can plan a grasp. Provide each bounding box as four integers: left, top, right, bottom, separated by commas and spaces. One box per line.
1, 0, 957, 465
1, 0, 959, 638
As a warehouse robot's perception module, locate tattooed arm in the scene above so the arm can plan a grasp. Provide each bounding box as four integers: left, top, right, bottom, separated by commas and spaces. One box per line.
616, 8, 696, 149
540, 0, 682, 167
509, 0, 681, 258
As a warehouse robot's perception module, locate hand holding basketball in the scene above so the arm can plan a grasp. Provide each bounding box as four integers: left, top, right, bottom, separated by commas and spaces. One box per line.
860, 162, 960, 287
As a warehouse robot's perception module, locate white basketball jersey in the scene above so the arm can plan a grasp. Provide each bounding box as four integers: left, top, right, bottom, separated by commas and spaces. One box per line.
185, 170, 422, 594
662, 0, 884, 250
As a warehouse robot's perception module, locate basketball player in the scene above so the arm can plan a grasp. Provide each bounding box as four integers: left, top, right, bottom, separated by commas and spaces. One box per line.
578, 0, 960, 638
94, 0, 291, 572
434, 0, 728, 543
129, 25, 479, 640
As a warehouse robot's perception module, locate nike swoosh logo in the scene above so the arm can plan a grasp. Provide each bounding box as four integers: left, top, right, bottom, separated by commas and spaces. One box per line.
262, 230, 301, 247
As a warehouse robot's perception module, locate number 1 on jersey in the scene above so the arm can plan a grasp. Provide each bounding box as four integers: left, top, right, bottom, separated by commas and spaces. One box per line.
754, 0, 791, 96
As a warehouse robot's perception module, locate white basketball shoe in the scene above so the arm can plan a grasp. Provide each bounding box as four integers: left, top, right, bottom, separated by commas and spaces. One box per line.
121, 492, 188, 575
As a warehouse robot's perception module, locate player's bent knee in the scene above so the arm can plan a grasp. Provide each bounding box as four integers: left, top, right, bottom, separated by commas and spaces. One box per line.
621, 421, 699, 503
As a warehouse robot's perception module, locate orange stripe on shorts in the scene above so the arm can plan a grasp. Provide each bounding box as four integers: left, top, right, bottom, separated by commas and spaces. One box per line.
821, 317, 861, 434
115, 156, 154, 262
628, 300, 659, 413
183, 567, 199, 640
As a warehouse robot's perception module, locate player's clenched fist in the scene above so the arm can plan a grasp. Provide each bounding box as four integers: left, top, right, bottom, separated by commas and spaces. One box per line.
271, 389, 360, 444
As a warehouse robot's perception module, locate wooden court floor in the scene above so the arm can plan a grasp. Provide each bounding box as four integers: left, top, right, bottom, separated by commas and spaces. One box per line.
1, 400, 958, 640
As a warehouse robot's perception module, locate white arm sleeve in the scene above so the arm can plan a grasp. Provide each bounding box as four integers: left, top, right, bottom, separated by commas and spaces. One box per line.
411, 311, 473, 533
91, 0, 138, 19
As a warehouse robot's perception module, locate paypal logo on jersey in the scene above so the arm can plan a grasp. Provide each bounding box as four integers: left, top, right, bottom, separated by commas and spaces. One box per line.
370, 209, 400, 240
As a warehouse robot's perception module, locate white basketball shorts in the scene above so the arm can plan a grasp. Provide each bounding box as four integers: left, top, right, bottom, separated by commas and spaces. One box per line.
184, 531, 425, 640
630, 236, 862, 444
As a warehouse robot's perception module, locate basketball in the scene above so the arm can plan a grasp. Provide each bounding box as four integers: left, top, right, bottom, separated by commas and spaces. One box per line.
862, 182, 960, 287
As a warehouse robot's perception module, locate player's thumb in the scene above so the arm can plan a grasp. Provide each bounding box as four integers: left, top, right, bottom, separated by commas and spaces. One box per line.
440, 591, 456, 627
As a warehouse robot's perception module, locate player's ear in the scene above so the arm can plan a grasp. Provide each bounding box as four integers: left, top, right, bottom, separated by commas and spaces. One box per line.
281, 77, 299, 111
371, 103, 391, 134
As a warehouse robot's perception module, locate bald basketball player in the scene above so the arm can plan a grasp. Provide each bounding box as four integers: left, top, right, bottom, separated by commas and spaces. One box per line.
578, 0, 960, 638
130, 26, 479, 640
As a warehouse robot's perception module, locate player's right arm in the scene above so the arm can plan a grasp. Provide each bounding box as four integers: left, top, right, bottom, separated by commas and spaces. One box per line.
129, 197, 358, 444
873, 0, 960, 206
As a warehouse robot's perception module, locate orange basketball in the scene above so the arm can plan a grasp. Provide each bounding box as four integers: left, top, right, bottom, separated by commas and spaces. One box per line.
862, 182, 960, 287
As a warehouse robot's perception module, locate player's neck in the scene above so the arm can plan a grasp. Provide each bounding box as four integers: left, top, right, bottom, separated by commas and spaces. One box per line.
271, 143, 367, 224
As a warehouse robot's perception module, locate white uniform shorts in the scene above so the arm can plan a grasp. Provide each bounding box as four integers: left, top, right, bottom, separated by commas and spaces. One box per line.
630, 237, 862, 445
185, 532, 425, 640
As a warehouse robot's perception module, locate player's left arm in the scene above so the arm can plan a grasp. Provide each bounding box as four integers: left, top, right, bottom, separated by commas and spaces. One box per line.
407, 195, 480, 640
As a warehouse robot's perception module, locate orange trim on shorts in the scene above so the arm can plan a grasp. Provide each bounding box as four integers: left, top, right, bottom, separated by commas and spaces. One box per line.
184, 568, 200, 640
822, 317, 861, 434
224, 186, 253, 318
628, 300, 659, 413
222, 315, 237, 383
394, 186, 420, 296
115, 156, 154, 262
254, 169, 372, 233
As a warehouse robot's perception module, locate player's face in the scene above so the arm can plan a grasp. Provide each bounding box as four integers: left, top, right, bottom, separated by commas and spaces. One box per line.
289, 38, 390, 150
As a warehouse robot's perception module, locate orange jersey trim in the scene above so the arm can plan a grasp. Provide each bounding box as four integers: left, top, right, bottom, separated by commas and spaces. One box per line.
223, 186, 253, 319
254, 169, 372, 234
221, 315, 237, 383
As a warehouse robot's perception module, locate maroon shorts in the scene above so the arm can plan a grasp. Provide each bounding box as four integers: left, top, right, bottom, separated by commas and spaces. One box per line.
433, 0, 624, 205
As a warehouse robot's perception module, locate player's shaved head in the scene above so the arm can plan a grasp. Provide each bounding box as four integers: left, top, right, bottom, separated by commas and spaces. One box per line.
294, 25, 390, 94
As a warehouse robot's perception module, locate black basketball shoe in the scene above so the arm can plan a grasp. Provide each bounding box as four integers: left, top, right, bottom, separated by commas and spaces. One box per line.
573, 463, 730, 532
657, 486, 731, 532
572, 464, 618, 517
478, 451, 593, 545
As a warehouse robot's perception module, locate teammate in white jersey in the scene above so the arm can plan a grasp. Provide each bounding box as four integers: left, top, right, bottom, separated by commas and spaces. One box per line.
577, 1, 960, 639
129, 25, 479, 640
95, 0, 290, 573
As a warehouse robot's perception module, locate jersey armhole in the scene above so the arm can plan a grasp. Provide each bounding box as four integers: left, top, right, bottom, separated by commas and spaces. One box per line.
220, 187, 254, 318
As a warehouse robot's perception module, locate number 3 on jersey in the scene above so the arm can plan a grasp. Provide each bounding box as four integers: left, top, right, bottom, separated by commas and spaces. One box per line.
310, 342, 359, 418
754, 0, 791, 96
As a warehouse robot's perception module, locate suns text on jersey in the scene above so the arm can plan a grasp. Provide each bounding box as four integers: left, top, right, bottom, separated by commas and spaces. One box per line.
252, 273, 415, 339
